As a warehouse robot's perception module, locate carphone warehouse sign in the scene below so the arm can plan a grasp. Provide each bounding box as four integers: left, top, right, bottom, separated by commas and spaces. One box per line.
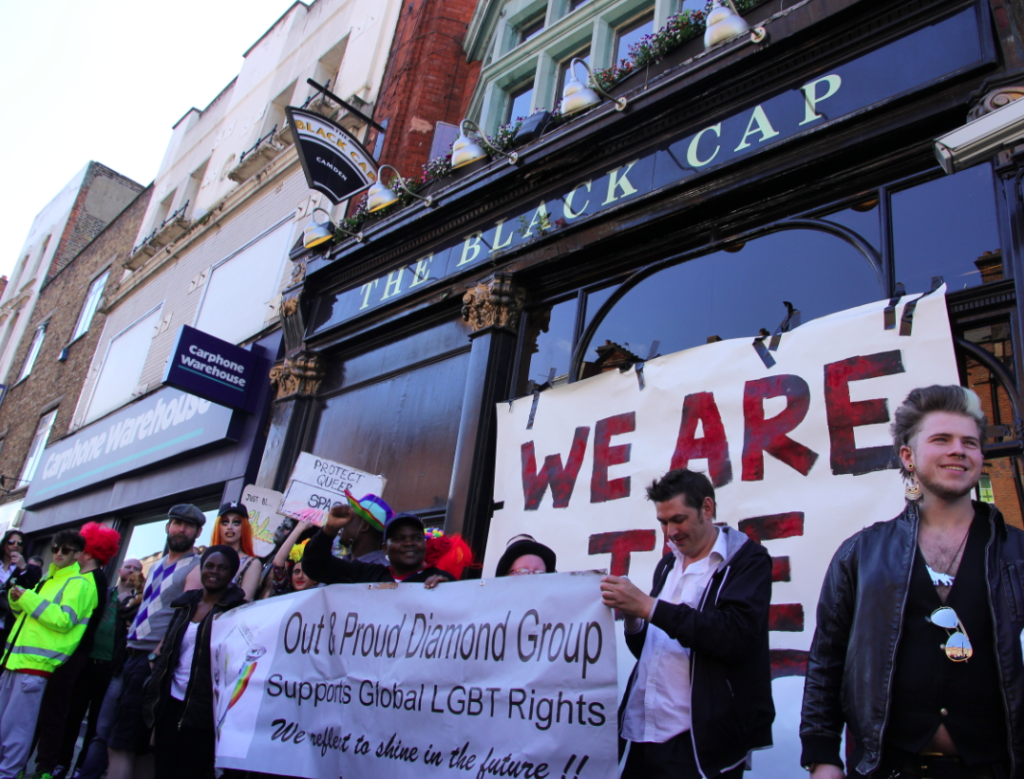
163, 326, 261, 412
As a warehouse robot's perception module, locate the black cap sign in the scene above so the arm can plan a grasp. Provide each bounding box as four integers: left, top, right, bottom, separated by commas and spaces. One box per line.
286, 107, 377, 204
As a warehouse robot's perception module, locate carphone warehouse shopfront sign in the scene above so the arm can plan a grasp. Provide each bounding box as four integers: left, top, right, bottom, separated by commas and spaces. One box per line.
23, 387, 238, 508
163, 326, 261, 412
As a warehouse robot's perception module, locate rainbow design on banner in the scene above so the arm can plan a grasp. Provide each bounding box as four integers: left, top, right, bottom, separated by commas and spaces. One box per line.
217, 646, 266, 736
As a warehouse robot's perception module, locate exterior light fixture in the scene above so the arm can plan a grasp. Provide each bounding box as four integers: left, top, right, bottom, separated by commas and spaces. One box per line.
704, 0, 767, 48
559, 58, 627, 117
366, 164, 435, 213
451, 120, 519, 169
303, 207, 364, 247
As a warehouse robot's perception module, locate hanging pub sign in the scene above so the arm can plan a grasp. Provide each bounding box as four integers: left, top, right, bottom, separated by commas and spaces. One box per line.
163, 326, 262, 413
286, 107, 377, 204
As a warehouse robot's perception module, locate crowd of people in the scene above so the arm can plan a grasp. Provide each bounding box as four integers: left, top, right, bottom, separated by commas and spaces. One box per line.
0, 383, 1018, 779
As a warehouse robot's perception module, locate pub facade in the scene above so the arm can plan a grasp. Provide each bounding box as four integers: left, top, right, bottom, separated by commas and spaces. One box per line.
262, 0, 1024, 562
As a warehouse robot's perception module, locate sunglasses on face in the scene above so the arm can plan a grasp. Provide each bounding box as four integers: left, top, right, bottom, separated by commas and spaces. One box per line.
5, 539, 21, 547
51, 545, 81, 556
929, 606, 973, 662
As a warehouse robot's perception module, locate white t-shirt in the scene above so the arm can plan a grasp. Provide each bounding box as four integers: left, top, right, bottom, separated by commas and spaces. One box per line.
171, 621, 200, 701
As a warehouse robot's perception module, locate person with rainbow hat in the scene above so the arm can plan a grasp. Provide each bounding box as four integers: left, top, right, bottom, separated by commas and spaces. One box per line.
302, 494, 455, 587
337, 491, 392, 566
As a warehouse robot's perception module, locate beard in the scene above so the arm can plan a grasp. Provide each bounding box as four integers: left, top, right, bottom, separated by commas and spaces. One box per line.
167, 532, 195, 553
917, 469, 978, 502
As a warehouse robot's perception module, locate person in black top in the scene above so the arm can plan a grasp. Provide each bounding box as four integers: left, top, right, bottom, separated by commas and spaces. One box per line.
33, 522, 120, 779
0, 530, 41, 647
301, 505, 455, 587
801, 385, 1024, 779
142, 545, 246, 779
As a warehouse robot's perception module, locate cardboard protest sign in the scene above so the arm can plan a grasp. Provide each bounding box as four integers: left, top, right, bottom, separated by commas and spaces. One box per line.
484, 289, 959, 776
280, 452, 386, 525
241, 485, 288, 557
212, 572, 617, 779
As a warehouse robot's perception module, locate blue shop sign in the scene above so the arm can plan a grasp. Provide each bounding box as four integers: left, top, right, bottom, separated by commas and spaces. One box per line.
307, 5, 992, 336
163, 326, 262, 412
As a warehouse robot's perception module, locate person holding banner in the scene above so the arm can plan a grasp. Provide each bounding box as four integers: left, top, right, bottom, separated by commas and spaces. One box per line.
495, 534, 557, 576
599, 468, 774, 779
801, 386, 1024, 779
143, 545, 245, 779
302, 505, 455, 586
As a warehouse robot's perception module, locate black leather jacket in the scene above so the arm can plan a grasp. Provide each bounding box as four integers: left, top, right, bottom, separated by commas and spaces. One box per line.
800, 501, 1024, 776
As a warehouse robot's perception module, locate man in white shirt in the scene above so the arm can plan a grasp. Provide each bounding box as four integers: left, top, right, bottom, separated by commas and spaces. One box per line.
601, 468, 775, 778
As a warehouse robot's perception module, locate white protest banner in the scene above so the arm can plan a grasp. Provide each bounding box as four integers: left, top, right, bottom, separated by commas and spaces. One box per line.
212, 572, 617, 779
280, 452, 386, 525
484, 290, 959, 777
241, 485, 287, 557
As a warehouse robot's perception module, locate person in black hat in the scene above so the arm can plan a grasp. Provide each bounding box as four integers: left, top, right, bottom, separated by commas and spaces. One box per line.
184, 501, 261, 600
302, 506, 455, 587
495, 535, 557, 577
98, 503, 205, 779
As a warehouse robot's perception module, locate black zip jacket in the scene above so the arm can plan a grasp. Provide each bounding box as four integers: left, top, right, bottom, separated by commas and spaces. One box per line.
302, 530, 455, 584
619, 526, 775, 778
142, 585, 246, 731
800, 501, 1024, 776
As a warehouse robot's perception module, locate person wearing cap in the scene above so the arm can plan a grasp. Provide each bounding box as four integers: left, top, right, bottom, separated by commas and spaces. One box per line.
337, 491, 391, 566
495, 535, 557, 577
33, 522, 121, 779
102, 504, 204, 779
183, 501, 261, 600
302, 505, 455, 587
143, 545, 246, 779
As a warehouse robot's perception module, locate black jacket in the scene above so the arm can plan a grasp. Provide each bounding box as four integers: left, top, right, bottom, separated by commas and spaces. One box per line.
302, 530, 455, 585
619, 525, 774, 777
142, 585, 246, 731
800, 501, 1024, 776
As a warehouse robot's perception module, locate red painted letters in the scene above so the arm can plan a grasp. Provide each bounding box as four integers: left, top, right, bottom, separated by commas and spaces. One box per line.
670, 392, 734, 487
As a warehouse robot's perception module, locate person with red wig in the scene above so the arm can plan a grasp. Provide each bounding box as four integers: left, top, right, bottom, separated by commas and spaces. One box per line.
184, 501, 261, 600
33, 522, 121, 779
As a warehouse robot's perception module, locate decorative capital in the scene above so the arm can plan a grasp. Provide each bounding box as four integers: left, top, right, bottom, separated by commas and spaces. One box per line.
269, 351, 325, 400
461, 273, 525, 332
289, 257, 308, 287
968, 84, 1024, 121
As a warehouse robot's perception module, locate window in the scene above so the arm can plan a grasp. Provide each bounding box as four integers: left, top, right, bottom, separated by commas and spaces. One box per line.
580, 229, 881, 376
86, 307, 162, 422
517, 297, 578, 394
194, 221, 292, 344
20, 410, 57, 486
71, 270, 109, 342
891, 164, 1000, 294
568, 0, 591, 11
614, 11, 654, 63
518, 13, 545, 44
558, 47, 590, 93
506, 80, 535, 123
17, 324, 46, 382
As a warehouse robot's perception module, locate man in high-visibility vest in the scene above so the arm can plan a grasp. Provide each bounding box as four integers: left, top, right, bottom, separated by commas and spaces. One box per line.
0, 529, 98, 779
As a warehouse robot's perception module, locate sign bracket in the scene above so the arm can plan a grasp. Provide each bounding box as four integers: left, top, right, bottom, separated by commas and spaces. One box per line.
306, 78, 386, 135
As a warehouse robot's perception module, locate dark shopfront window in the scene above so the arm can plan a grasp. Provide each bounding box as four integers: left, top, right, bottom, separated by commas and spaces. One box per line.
309, 317, 472, 517
516, 163, 1005, 394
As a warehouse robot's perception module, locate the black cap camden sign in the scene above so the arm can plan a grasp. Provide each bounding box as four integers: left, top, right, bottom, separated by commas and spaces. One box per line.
286, 107, 377, 204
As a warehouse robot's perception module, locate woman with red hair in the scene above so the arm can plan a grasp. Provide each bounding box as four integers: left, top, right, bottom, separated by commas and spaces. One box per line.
184, 501, 262, 600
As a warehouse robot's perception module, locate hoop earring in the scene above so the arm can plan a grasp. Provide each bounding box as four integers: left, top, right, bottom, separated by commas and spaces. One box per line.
905, 472, 923, 502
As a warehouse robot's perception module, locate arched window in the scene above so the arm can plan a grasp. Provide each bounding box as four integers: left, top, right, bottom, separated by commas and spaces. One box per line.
578, 227, 882, 377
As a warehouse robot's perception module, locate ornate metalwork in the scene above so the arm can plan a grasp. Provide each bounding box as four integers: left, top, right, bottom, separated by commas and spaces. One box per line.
968, 84, 1024, 121
461, 273, 525, 332
269, 351, 325, 399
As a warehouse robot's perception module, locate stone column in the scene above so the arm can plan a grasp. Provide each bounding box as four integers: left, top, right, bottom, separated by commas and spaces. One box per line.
445, 273, 525, 563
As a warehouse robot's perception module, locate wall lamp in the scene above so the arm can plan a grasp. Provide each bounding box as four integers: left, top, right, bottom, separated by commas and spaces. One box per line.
704, 0, 767, 48
366, 164, 435, 213
560, 58, 628, 117
303, 207, 364, 247
451, 119, 519, 169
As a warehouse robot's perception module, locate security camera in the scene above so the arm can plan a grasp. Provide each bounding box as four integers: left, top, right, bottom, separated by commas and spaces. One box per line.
934, 96, 1024, 174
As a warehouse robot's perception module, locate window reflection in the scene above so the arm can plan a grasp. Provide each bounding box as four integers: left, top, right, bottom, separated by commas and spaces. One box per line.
817, 196, 881, 251
962, 322, 1023, 529
582, 229, 880, 375
517, 297, 577, 393
614, 11, 654, 64
892, 164, 1000, 294
584, 285, 617, 332
507, 81, 535, 123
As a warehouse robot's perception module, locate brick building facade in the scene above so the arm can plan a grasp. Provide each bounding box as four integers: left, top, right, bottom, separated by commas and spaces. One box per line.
0, 185, 153, 533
